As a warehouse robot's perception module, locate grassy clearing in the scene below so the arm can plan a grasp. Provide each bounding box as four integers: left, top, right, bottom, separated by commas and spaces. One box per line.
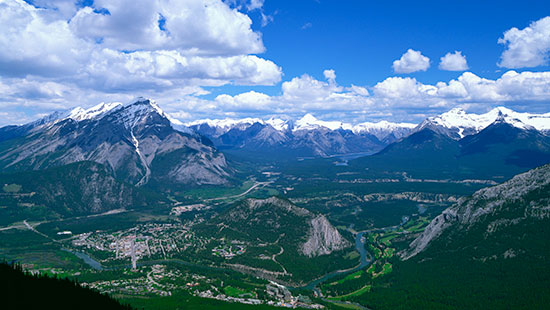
2, 183, 21, 193
223, 286, 249, 297
379, 234, 398, 246
378, 263, 393, 277
326, 301, 364, 309
328, 270, 364, 286
366, 264, 375, 275
344, 251, 360, 260
404, 217, 431, 233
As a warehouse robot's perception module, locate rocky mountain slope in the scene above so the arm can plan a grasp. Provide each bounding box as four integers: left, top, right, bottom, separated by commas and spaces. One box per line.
347, 164, 550, 310
0, 98, 230, 187
403, 163, 550, 259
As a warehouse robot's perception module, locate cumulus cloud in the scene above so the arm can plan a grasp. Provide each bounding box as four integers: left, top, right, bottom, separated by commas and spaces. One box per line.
392, 49, 430, 73
439, 51, 469, 71
70, 0, 265, 55
282, 72, 342, 102
215, 91, 272, 110
0, 0, 281, 95
166, 69, 550, 123
247, 0, 265, 11
323, 69, 336, 82
498, 16, 550, 68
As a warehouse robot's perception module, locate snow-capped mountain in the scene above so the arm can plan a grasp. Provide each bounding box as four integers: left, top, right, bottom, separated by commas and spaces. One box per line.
187, 114, 415, 157
416, 107, 550, 139
293, 113, 353, 131
0, 98, 230, 187
353, 120, 416, 143
353, 107, 550, 181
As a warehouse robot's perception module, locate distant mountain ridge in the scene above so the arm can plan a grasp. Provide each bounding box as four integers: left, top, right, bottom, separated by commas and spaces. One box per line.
415, 106, 550, 139
188, 114, 415, 157
351, 107, 550, 181
186, 107, 550, 158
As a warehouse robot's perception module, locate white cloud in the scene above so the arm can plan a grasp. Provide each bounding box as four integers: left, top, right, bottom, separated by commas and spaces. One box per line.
247, 0, 265, 11
69, 0, 265, 55
374, 77, 436, 99
301, 22, 312, 30
498, 16, 550, 68
392, 49, 430, 73
282, 73, 342, 102
323, 69, 336, 82
215, 91, 272, 110
0, 0, 281, 95
175, 69, 550, 123
439, 51, 469, 71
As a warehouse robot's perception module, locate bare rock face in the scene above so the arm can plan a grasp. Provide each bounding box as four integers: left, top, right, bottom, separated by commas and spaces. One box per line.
402, 164, 550, 260
0, 99, 231, 187
301, 215, 351, 257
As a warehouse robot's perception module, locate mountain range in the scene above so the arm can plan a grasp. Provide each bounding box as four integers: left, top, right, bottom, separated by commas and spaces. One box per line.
351, 107, 550, 180
2, 101, 550, 186
187, 114, 415, 158
187, 107, 550, 162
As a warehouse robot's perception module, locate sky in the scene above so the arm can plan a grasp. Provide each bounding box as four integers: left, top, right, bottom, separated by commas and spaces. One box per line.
1, 0, 550, 126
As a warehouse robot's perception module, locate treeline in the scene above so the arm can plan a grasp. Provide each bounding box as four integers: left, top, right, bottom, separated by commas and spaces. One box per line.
0, 262, 134, 310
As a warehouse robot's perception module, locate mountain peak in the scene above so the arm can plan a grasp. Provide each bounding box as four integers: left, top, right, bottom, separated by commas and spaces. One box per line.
125, 97, 164, 115
294, 113, 350, 131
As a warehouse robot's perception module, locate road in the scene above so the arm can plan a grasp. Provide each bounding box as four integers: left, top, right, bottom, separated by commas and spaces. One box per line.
23, 220, 56, 241
205, 181, 272, 202
0, 209, 129, 232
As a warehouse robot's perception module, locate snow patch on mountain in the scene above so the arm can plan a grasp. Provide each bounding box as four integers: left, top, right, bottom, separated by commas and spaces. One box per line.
294, 113, 352, 131
418, 107, 550, 139
353, 120, 416, 140
67, 102, 123, 121
27, 98, 190, 134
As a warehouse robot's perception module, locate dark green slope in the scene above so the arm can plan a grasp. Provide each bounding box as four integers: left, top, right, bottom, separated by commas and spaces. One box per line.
0, 161, 165, 225
351, 122, 550, 180
351, 128, 461, 178
0, 262, 132, 310
350, 164, 550, 310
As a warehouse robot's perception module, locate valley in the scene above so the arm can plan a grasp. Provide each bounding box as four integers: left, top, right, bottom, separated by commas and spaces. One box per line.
1, 99, 549, 309
0, 160, 473, 309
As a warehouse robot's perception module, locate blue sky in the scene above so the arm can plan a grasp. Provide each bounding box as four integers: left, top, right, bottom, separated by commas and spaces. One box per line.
1, 0, 550, 125
215, 0, 550, 94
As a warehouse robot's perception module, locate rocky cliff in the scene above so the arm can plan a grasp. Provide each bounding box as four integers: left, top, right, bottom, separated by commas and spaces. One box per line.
301, 215, 350, 257
402, 164, 550, 260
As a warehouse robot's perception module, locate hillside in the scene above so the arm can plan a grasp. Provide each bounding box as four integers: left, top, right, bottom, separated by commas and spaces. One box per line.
348, 164, 550, 309
0, 161, 165, 225
194, 197, 357, 284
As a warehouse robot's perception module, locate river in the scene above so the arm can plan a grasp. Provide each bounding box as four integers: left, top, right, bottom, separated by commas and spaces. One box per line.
292, 230, 373, 293
63, 249, 103, 270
